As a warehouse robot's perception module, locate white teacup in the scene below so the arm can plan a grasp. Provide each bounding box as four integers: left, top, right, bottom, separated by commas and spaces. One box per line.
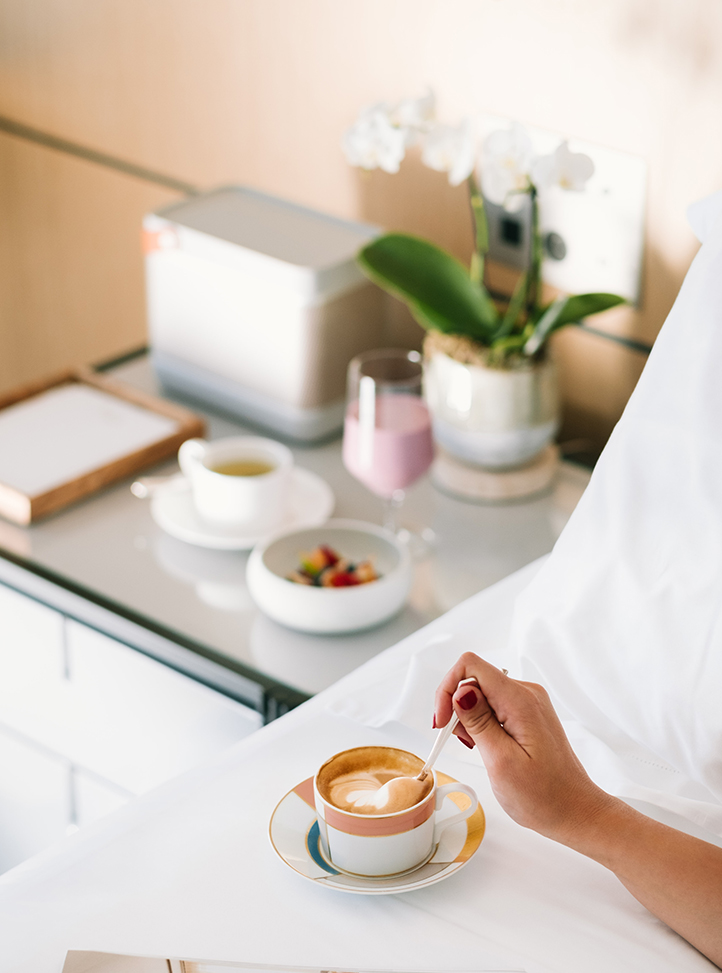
314, 745, 479, 877
178, 436, 293, 532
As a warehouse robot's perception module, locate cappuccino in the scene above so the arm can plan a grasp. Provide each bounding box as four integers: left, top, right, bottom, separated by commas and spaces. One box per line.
313, 744, 480, 877
317, 746, 433, 815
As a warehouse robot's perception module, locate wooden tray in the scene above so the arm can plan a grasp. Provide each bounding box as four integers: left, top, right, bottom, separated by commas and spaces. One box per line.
0, 367, 205, 525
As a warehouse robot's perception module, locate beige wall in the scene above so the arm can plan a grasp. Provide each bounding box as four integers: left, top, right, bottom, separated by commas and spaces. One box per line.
0, 131, 180, 392
1, 0, 720, 451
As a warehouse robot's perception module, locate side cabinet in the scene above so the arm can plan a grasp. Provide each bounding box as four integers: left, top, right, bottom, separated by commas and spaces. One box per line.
0, 581, 262, 874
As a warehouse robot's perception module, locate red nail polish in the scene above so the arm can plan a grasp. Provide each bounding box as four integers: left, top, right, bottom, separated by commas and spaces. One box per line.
458, 689, 477, 710
460, 737, 475, 749
432, 714, 437, 729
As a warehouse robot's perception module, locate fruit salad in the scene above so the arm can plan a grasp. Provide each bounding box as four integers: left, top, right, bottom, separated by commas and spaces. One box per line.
287, 544, 379, 587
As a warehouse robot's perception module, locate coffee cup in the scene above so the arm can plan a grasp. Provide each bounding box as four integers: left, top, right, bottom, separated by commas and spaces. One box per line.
313, 745, 479, 877
178, 436, 293, 532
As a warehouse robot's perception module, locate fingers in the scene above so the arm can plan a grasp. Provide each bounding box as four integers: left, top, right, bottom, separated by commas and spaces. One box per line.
434, 652, 511, 724
433, 652, 519, 756
455, 727, 476, 748
451, 678, 512, 759
433, 653, 481, 726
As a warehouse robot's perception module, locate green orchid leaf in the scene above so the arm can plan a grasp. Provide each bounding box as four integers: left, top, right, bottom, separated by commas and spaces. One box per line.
358, 233, 499, 343
524, 296, 569, 356
551, 292, 627, 328
524, 292, 627, 356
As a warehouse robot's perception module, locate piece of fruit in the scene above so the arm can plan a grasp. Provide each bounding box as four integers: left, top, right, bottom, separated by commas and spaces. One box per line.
329, 571, 361, 587
288, 545, 379, 586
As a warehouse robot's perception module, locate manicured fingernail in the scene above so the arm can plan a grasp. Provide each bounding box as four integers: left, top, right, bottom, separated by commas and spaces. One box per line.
432, 714, 437, 729
458, 689, 477, 710
460, 737, 475, 749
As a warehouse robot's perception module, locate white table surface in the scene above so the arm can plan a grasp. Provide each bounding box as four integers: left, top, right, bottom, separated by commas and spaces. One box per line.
0, 563, 715, 973
0, 356, 590, 702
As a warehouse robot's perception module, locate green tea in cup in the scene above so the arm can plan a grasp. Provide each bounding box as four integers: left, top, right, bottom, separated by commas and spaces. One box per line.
210, 459, 275, 477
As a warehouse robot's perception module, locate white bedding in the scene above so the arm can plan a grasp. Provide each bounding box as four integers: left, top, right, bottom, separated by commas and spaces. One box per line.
513, 190, 722, 835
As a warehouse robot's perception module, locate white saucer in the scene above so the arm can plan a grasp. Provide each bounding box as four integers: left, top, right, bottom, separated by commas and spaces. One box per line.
269, 773, 485, 895
150, 468, 334, 550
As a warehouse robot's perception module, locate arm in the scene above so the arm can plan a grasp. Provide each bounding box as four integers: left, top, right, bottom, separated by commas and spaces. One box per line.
434, 653, 722, 968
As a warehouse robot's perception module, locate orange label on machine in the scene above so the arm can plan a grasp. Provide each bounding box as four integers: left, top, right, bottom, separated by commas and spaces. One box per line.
142, 227, 179, 254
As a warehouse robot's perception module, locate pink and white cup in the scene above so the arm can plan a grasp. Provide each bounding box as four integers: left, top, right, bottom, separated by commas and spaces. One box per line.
313, 745, 479, 877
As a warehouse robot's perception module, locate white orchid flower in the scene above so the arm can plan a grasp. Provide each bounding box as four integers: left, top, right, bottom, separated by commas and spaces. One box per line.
480, 123, 534, 212
342, 104, 408, 174
421, 120, 476, 187
391, 89, 436, 142
531, 141, 595, 192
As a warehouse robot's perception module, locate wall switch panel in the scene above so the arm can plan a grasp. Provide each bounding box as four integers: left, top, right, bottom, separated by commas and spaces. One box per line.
478, 115, 647, 306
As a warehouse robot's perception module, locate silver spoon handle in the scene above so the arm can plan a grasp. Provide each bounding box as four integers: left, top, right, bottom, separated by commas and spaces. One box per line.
418, 676, 479, 780
419, 713, 459, 780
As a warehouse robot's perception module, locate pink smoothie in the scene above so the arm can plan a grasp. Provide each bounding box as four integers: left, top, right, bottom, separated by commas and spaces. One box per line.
343, 393, 434, 498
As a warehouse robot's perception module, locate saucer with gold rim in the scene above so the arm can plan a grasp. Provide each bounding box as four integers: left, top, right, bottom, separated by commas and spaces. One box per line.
268, 771, 485, 895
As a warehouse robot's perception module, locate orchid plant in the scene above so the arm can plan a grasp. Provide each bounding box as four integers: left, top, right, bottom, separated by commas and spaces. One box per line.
343, 93, 625, 365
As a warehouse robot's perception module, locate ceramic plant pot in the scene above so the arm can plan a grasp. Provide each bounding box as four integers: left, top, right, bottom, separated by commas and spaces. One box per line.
423, 336, 560, 470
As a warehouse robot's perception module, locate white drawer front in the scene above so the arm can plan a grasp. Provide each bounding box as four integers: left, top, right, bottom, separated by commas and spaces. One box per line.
64, 620, 261, 793
0, 581, 261, 795
0, 584, 65, 689
0, 585, 68, 744
0, 726, 70, 874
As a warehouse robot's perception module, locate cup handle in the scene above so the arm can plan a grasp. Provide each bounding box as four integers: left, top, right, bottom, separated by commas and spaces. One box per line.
178, 438, 207, 478
433, 782, 478, 844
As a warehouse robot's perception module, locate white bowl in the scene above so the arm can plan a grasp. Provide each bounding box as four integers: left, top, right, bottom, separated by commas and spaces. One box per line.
246, 519, 413, 634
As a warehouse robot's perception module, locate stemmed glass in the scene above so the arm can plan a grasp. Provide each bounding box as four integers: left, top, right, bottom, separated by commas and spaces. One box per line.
342, 348, 434, 539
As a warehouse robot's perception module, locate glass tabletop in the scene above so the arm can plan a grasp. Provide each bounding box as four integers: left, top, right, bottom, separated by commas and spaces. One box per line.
0, 355, 590, 701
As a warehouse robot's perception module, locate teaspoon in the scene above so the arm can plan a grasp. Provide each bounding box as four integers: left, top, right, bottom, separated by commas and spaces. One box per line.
357, 677, 480, 811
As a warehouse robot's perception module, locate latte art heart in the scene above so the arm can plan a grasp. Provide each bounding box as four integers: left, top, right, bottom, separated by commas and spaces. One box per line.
329, 769, 432, 814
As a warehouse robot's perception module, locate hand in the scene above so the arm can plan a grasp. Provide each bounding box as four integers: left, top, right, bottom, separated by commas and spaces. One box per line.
435, 653, 722, 966
434, 652, 613, 845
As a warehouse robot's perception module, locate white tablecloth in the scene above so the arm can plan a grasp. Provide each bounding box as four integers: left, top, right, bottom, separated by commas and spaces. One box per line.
0, 562, 717, 973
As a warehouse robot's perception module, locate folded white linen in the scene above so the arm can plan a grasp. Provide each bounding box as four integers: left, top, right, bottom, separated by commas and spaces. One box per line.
325, 560, 539, 757
511, 190, 722, 835
326, 554, 722, 838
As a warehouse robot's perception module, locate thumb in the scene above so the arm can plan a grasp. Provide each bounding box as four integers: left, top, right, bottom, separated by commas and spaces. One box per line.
453, 683, 510, 759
